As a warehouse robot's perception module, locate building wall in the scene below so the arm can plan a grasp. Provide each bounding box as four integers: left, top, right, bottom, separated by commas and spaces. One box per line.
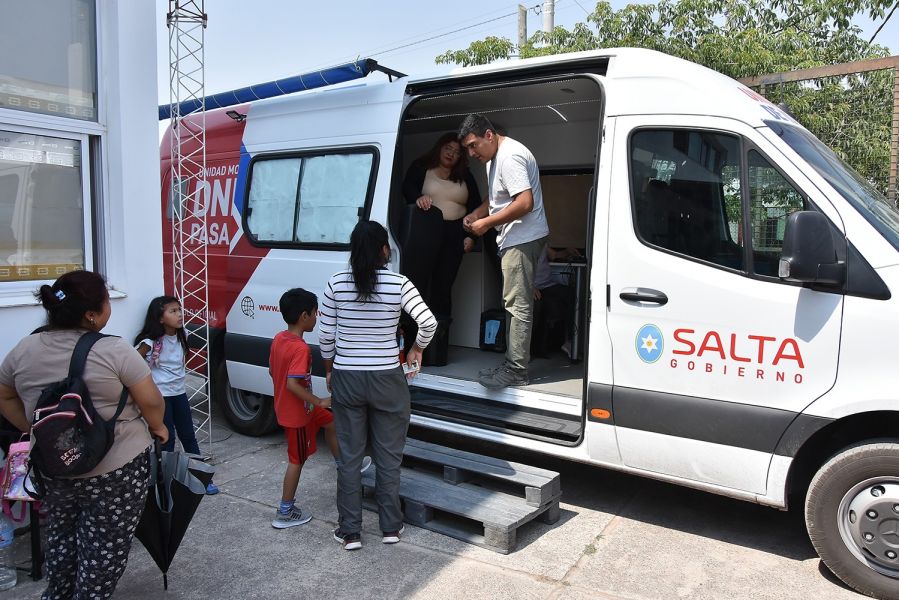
0, 1, 162, 357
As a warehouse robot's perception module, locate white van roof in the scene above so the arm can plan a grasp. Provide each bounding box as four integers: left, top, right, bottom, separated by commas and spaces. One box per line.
215, 48, 781, 131
409, 47, 776, 126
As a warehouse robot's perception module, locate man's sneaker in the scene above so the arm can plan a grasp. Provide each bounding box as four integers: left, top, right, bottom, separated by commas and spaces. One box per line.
478, 365, 529, 389
360, 455, 373, 473
205, 481, 220, 495
382, 526, 405, 544
333, 528, 362, 550
271, 505, 312, 529
478, 363, 503, 377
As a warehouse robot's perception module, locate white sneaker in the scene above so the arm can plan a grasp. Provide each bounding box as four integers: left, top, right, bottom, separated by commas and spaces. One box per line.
360, 455, 373, 473
382, 525, 404, 544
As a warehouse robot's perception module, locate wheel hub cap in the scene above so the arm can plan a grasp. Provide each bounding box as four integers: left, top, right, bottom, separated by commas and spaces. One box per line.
840, 479, 899, 576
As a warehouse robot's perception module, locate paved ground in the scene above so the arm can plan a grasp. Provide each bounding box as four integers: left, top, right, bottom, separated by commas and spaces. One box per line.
8, 414, 865, 600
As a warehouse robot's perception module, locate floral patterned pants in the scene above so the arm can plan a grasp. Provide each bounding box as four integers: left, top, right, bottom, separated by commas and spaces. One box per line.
41, 451, 150, 600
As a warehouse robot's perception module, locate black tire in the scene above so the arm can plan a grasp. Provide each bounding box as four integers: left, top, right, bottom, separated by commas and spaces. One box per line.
805, 440, 899, 600
213, 360, 278, 436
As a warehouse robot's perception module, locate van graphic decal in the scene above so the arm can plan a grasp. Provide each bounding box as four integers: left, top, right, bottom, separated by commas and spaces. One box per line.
668, 328, 805, 384
636, 324, 664, 363
240, 296, 255, 318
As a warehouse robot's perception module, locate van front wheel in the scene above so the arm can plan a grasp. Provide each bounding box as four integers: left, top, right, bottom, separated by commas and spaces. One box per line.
805, 441, 899, 600
214, 361, 278, 436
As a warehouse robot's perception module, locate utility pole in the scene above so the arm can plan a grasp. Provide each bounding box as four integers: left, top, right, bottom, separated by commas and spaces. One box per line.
518, 4, 528, 52
542, 0, 555, 36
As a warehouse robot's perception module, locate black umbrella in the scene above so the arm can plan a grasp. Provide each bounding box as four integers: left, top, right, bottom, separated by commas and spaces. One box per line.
135, 445, 215, 589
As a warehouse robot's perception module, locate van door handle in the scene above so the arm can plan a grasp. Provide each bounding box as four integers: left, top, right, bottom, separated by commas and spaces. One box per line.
619, 288, 668, 306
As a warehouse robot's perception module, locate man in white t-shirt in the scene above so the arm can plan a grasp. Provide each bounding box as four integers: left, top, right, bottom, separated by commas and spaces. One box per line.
459, 114, 549, 389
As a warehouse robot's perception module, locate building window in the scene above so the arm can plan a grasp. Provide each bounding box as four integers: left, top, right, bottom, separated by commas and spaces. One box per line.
246, 150, 376, 246
0, 1, 98, 121
0, 131, 86, 282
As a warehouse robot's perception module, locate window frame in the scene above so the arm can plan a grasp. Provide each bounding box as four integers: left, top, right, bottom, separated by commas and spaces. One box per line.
242, 146, 380, 250
0, 122, 94, 301
627, 125, 829, 289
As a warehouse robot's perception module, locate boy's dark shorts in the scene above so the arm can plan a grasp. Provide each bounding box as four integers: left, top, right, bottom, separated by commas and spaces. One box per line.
284, 406, 333, 465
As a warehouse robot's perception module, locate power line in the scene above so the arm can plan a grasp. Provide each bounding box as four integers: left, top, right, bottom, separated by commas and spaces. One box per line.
869, 0, 899, 44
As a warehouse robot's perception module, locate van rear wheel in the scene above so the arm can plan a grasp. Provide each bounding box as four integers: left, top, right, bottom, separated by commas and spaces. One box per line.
805, 441, 899, 600
214, 361, 278, 436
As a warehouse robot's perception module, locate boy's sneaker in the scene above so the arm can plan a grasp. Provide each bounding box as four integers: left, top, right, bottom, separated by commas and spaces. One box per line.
333, 528, 362, 550
271, 505, 312, 529
205, 482, 220, 495
382, 526, 404, 544
478, 365, 529, 389
360, 455, 373, 473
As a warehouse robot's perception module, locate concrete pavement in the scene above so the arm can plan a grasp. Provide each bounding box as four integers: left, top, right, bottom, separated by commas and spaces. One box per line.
8, 417, 865, 599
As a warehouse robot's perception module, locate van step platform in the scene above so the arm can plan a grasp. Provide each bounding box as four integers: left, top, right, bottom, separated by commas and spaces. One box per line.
360, 439, 561, 554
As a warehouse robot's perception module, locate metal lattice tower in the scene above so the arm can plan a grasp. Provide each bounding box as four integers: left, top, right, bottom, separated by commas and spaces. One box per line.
167, 1, 212, 455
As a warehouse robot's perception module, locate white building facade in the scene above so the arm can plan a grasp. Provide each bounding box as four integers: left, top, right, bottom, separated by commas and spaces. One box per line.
0, 1, 162, 356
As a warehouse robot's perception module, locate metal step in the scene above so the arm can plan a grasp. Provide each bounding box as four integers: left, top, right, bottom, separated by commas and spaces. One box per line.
410, 388, 582, 442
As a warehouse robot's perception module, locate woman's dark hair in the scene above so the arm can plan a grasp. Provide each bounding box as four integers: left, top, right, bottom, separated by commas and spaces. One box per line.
133, 295, 189, 355
35, 270, 108, 330
349, 220, 389, 302
415, 132, 468, 184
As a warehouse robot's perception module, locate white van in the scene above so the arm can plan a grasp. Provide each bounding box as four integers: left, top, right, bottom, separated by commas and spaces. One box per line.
160, 48, 899, 598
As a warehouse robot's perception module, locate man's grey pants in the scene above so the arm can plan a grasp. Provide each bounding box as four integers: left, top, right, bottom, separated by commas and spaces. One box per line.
331, 367, 410, 534
501, 236, 547, 372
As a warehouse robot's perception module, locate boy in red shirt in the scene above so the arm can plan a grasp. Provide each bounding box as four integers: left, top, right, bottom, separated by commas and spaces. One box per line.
270, 288, 355, 528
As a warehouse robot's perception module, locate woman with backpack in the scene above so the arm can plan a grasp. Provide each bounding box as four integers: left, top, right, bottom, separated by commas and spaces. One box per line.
0, 270, 167, 599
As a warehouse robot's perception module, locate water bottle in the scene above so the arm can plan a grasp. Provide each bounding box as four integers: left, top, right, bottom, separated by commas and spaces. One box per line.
0, 513, 17, 590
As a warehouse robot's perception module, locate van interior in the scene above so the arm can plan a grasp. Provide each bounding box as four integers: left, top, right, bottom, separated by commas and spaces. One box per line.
389, 76, 603, 444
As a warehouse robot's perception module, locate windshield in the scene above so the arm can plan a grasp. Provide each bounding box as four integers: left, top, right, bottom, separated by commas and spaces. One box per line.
765, 120, 899, 252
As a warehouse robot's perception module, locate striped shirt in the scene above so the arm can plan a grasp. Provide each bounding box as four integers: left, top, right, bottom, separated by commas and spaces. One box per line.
319, 269, 437, 370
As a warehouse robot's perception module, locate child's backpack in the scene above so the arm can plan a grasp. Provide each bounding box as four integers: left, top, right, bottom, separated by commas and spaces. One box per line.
30, 332, 128, 480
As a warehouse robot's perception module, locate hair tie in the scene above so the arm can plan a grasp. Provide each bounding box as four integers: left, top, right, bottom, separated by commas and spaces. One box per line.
54, 290, 66, 302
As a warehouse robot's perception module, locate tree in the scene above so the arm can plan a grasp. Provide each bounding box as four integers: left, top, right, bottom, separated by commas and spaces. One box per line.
435, 0, 896, 195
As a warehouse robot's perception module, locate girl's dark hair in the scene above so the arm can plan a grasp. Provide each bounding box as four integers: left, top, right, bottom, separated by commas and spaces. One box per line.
133, 295, 189, 354
349, 220, 389, 302
415, 132, 468, 184
35, 270, 108, 330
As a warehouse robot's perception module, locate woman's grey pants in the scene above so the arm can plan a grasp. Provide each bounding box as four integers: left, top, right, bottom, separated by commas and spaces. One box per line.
331, 367, 410, 534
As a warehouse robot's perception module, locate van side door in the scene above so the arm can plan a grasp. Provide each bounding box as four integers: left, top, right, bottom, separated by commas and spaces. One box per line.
606, 115, 845, 494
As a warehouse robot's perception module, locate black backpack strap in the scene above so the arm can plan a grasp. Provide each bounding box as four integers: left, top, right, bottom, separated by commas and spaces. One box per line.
67, 331, 107, 379
110, 387, 129, 423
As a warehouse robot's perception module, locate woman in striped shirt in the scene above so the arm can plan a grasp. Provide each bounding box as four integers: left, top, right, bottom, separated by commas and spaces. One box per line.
321, 220, 437, 550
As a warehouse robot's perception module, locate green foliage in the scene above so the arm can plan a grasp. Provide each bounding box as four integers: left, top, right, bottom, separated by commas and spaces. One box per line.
435, 0, 896, 195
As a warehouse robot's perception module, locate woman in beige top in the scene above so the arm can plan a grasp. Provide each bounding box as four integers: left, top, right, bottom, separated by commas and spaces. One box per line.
401, 133, 482, 359
0, 270, 167, 600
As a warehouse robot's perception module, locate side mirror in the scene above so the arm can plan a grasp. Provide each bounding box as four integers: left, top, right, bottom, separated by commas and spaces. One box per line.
778, 211, 845, 286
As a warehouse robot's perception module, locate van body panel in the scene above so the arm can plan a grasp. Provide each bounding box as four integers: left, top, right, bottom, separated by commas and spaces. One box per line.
800, 264, 899, 419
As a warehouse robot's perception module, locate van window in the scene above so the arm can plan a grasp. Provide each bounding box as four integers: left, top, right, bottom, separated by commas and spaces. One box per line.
747, 150, 806, 277
246, 150, 375, 246
630, 130, 744, 270
766, 120, 899, 251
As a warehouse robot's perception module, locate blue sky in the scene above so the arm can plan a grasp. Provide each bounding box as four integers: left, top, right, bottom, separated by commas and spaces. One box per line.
154, 0, 897, 104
